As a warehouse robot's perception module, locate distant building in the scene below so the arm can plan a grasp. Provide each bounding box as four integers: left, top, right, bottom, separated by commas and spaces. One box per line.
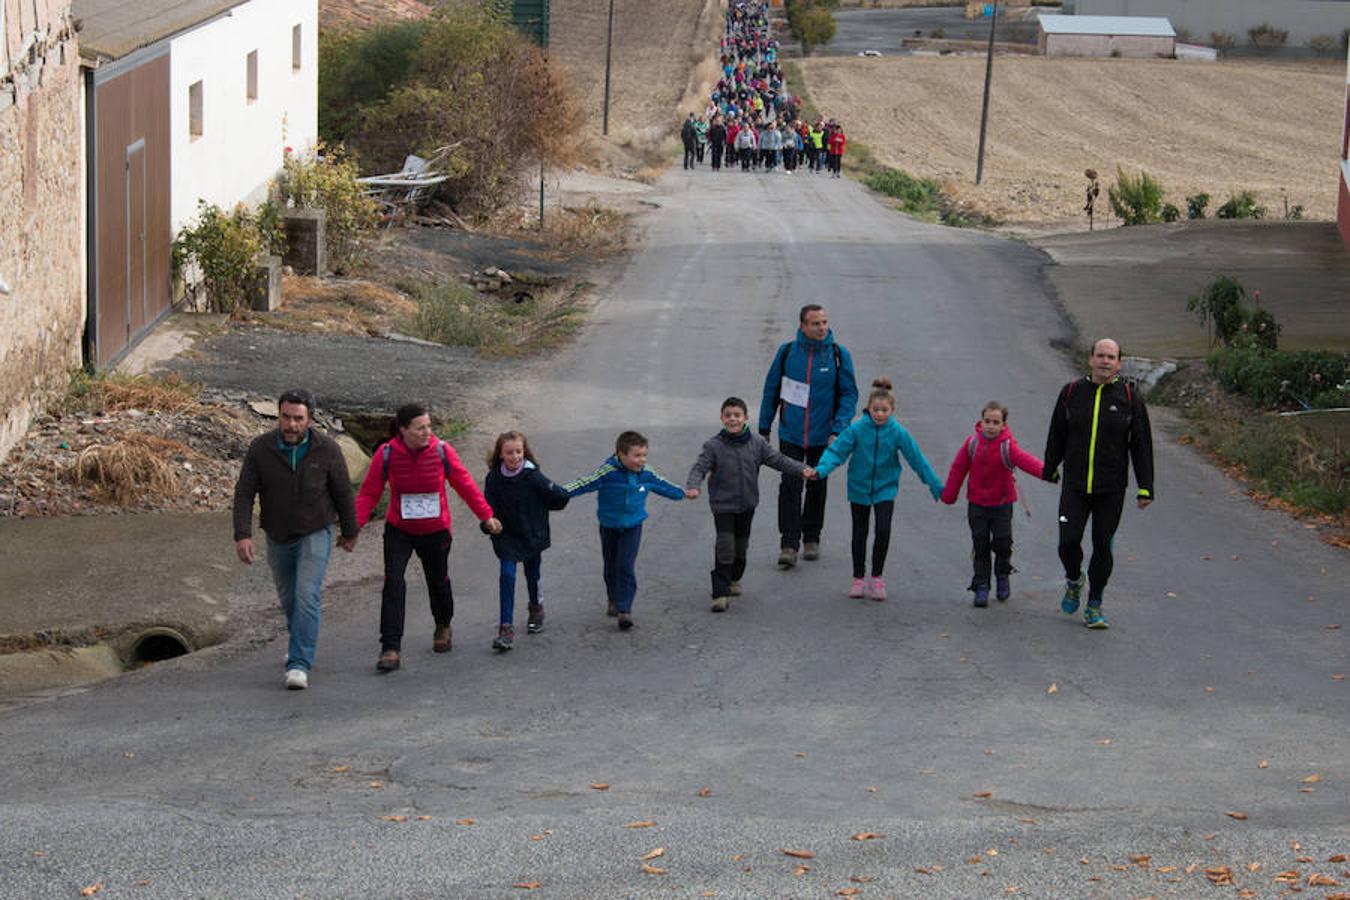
1340, 44, 1349, 253
1038, 15, 1176, 58
1073, 0, 1350, 50
74, 0, 318, 368
0, 1, 84, 463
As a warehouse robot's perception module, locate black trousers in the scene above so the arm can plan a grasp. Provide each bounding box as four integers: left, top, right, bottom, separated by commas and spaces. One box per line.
381, 524, 452, 651
741, 149, 753, 171
1057, 489, 1126, 604
778, 442, 827, 550
696, 142, 705, 163
850, 501, 894, 578
827, 152, 842, 174
711, 142, 724, 170
711, 510, 755, 596
967, 502, 1013, 588
683, 142, 696, 169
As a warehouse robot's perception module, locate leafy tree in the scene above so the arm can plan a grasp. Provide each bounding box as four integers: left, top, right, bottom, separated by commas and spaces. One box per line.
1107, 167, 1164, 225
787, 0, 837, 55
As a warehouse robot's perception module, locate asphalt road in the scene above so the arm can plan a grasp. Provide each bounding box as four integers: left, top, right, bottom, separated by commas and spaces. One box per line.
2, 165, 1347, 898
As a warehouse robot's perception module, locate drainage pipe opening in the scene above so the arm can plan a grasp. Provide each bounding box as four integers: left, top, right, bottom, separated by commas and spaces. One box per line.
126, 628, 192, 668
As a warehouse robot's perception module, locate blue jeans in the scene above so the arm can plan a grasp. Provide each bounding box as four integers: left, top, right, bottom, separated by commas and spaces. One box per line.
499, 556, 542, 626
266, 525, 334, 672
599, 523, 643, 614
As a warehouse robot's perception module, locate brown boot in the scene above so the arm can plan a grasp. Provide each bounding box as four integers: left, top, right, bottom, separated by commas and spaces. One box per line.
433, 624, 452, 653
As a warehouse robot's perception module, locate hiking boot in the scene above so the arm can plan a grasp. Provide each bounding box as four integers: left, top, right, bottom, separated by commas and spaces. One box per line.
802, 542, 820, 561
973, 586, 990, 608
492, 625, 515, 652
284, 668, 308, 690
995, 575, 1011, 602
376, 650, 401, 672
848, 577, 865, 599
728, 581, 742, 596
1060, 576, 1085, 615
617, 613, 634, 630
1083, 605, 1110, 629
777, 547, 798, 569
433, 624, 452, 653
711, 596, 730, 613
526, 603, 545, 634
868, 577, 887, 602
606, 600, 618, 617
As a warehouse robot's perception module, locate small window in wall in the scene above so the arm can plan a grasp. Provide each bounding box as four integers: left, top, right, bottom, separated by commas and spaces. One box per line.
246, 50, 259, 101
189, 80, 204, 137
292, 25, 303, 70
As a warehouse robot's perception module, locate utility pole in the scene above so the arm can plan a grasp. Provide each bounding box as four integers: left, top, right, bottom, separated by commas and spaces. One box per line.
603, 0, 616, 135
974, 1, 998, 185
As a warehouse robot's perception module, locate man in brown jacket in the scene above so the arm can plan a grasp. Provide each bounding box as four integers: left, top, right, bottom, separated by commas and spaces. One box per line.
233, 389, 358, 690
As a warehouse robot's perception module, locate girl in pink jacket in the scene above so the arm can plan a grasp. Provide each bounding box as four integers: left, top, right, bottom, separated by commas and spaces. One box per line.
941, 402, 1044, 608
356, 404, 500, 672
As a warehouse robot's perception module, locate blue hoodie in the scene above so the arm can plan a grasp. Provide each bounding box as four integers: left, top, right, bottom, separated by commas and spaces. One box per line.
758, 329, 859, 449
814, 415, 943, 506
564, 455, 684, 529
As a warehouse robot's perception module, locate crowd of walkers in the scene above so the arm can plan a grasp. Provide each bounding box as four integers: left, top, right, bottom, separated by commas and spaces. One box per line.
680, 1, 848, 177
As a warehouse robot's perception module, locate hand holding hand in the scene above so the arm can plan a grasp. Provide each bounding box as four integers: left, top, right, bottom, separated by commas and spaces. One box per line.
1044, 468, 1061, 484
235, 538, 255, 565
485, 517, 503, 535
801, 467, 817, 480
338, 535, 358, 553
684, 488, 700, 499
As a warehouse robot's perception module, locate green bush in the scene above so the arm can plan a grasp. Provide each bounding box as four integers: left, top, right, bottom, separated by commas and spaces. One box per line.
1108, 167, 1165, 225
171, 200, 266, 315
864, 167, 941, 214
1216, 191, 1266, 220
1207, 347, 1350, 409
269, 143, 379, 274
1185, 192, 1209, 220
1187, 275, 1249, 347
1161, 202, 1181, 223
319, 21, 426, 144
408, 282, 507, 348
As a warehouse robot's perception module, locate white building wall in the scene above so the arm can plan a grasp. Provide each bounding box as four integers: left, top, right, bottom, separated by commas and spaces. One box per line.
168, 0, 318, 233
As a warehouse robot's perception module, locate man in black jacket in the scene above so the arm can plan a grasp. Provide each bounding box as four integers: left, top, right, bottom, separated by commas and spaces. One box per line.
1042, 339, 1154, 630
681, 113, 698, 170
708, 114, 727, 172
233, 389, 358, 689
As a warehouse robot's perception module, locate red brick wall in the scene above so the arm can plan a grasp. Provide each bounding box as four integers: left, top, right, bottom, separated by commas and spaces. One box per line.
1338, 171, 1350, 255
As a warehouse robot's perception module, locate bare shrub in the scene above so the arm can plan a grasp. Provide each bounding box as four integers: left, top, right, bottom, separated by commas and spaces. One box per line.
1246, 22, 1288, 50
70, 435, 189, 505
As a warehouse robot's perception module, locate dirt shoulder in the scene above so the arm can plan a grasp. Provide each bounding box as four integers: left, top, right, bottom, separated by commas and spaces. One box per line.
800, 55, 1343, 227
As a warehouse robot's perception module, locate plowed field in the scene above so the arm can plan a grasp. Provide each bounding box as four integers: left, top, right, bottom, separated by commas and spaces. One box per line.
798, 55, 1344, 225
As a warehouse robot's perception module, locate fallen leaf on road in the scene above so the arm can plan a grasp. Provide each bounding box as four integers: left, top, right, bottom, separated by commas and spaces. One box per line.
1129, 854, 1152, 866
1290, 840, 1304, 850
968, 856, 984, 865
697, 787, 712, 797
1330, 854, 1348, 863
792, 864, 811, 876
851, 832, 884, 841
589, 782, 609, 791
456, 818, 475, 826
915, 866, 933, 874
640, 848, 665, 861
1327, 624, 1342, 630
528, 831, 553, 841
1079, 857, 1090, 865
379, 815, 407, 822
974, 792, 993, 799
1184, 863, 1199, 874
1204, 687, 1216, 693
795, 752, 807, 758
865, 787, 878, 793
624, 821, 657, 829
1205, 866, 1234, 885
416, 815, 431, 821
513, 882, 541, 890
1301, 774, 1322, 784
1246, 862, 1261, 872
1300, 787, 1316, 793
1309, 874, 1341, 886
1258, 760, 1269, 768
1333, 674, 1345, 681
122, 752, 135, 759
1020, 818, 1038, 825
1203, 834, 1217, 841
330, 765, 350, 773
837, 889, 861, 897
852, 875, 876, 883
1096, 739, 1113, 746
1156, 866, 1175, 873
368, 781, 383, 789
1226, 811, 1249, 820
1167, 592, 1178, 598
1274, 870, 1301, 883
80, 886, 102, 897
641, 863, 667, 875
1297, 855, 1314, 862
731, 855, 743, 862
1047, 683, 1059, 695
783, 849, 816, 859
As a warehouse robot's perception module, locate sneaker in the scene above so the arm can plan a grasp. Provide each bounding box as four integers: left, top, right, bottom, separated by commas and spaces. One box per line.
285, 668, 308, 690
617, 613, 634, 630
711, 596, 730, 613
973, 586, 990, 608
492, 625, 515, 652
868, 577, 886, 602
606, 600, 618, 617
433, 624, 452, 653
728, 581, 743, 597
1060, 576, 1084, 614
1083, 605, 1110, 629
995, 576, 1011, 602
777, 547, 798, 569
526, 603, 545, 634
848, 577, 865, 599
376, 650, 400, 672
802, 542, 820, 561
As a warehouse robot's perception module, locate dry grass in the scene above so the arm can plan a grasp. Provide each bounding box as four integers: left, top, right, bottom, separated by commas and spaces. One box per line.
58, 373, 201, 415
69, 434, 191, 506
800, 55, 1344, 226
540, 203, 633, 257
252, 276, 419, 337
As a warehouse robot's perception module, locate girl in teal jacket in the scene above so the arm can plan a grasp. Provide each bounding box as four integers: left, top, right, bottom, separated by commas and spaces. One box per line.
814, 378, 942, 602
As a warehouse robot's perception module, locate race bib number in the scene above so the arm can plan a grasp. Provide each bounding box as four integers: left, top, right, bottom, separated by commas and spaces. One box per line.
400, 492, 440, 520
780, 376, 810, 408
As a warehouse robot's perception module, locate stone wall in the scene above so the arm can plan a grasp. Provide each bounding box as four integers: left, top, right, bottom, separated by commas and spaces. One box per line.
0, 5, 83, 463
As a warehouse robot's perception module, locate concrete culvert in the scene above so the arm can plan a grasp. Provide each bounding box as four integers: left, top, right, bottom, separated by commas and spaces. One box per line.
125, 627, 192, 668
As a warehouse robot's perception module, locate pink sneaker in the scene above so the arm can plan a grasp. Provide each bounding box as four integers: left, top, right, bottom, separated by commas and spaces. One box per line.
868, 577, 887, 602
848, 577, 865, 599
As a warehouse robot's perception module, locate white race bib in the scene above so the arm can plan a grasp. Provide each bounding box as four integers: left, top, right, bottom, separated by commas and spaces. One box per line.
780, 376, 810, 408
400, 492, 440, 520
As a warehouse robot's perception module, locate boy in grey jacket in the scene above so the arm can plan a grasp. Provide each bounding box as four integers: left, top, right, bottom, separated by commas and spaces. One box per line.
685, 397, 815, 611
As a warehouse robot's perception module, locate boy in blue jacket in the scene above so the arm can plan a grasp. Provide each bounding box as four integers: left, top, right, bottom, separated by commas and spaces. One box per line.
565, 431, 684, 630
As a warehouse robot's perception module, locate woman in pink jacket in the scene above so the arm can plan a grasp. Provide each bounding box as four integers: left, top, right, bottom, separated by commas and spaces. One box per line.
356, 404, 500, 672
941, 402, 1044, 608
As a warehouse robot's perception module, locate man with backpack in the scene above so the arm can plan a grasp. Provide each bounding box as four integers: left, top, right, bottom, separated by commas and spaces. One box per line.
758, 305, 859, 568
1042, 338, 1155, 629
